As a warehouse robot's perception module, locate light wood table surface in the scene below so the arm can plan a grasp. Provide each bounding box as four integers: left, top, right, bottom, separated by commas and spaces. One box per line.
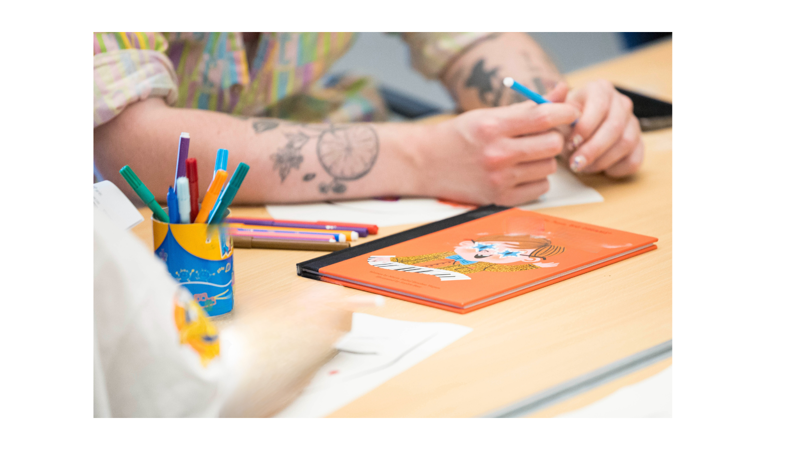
130, 40, 672, 417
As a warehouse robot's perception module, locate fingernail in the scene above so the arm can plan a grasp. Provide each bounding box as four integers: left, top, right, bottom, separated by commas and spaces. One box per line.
571, 134, 584, 149
571, 155, 587, 173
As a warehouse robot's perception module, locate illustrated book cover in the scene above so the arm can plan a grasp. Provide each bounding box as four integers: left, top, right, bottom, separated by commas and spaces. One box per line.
297, 206, 657, 313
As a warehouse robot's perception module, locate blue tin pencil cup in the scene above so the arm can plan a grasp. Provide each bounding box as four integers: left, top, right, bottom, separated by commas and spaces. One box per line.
153, 212, 234, 316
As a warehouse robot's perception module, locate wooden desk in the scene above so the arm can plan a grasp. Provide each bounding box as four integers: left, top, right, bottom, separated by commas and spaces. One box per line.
130, 40, 672, 417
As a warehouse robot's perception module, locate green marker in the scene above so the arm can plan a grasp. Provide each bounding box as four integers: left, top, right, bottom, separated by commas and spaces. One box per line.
119, 165, 170, 222
208, 162, 250, 224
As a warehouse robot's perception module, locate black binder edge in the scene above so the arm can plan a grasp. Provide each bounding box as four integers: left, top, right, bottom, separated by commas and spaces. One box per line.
296, 204, 511, 280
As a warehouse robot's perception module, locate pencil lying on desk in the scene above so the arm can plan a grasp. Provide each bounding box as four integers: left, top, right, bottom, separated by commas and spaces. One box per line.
230, 227, 347, 242
226, 222, 359, 241
227, 217, 371, 237
229, 230, 339, 242
232, 236, 350, 251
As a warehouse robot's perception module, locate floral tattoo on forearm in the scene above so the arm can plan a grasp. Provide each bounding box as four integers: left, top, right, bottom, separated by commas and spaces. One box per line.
251, 119, 379, 194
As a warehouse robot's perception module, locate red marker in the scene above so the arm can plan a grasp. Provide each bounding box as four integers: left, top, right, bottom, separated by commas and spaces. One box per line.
186, 158, 199, 223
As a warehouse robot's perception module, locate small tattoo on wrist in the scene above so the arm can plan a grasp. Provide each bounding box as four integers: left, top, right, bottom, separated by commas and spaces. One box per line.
253, 119, 280, 134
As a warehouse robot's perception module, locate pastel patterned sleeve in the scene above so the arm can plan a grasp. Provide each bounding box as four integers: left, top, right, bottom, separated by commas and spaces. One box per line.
400, 32, 496, 80
93, 33, 179, 127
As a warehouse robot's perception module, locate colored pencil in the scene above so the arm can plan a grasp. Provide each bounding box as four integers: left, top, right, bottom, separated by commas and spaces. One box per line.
226, 222, 358, 241
229, 231, 337, 242
226, 217, 370, 237
232, 236, 350, 251
231, 227, 347, 242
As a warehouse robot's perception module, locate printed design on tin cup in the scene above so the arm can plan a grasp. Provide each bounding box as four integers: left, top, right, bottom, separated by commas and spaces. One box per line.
154, 219, 235, 316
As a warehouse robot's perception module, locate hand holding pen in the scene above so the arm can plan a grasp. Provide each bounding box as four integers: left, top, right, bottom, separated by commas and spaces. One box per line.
504, 77, 644, 177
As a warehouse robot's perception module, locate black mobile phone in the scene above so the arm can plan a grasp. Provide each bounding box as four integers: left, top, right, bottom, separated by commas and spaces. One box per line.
614, 86, 672, 131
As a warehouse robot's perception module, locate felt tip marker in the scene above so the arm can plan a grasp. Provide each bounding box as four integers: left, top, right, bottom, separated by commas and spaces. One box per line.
195, 170, 227, 224
503, 77, 549, 104
174, 132, 190, 188
176, 177, 191, 224
167, 186, 179, 224
186, 158, 199, 223
504, 77, 578, 126
119, 165, 169, 223
215, 149, 228, 172
208, 162, 250, 224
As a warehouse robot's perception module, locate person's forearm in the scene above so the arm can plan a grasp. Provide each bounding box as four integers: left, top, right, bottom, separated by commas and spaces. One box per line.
442, 33, 563, 111
94, 98, 431, 204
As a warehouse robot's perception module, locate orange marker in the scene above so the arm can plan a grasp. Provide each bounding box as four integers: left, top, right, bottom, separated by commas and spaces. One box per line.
194, 170, 228, 223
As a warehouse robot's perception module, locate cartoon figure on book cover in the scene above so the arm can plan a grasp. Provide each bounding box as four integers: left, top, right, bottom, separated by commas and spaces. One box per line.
368, 234, 565, 280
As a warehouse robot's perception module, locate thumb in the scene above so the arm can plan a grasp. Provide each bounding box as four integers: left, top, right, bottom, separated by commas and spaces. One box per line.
544, 81, 570, 103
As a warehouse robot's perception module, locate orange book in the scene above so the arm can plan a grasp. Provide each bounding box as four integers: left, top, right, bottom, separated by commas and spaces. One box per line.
298, 206, 657, 314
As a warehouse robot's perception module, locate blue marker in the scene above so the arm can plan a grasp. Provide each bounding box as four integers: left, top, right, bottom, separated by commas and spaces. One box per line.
209, 149, 230, 217
503, 77, 549, 104
214, 148, 228, 172
167, 186, 179, 224
504, 77, 577, 126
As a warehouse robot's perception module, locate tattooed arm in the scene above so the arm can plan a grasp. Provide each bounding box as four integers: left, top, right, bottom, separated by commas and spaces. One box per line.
441, 33, 645, 178
442, 33, 563, 110
95, 90, 581, 206
94, 98, 431, 204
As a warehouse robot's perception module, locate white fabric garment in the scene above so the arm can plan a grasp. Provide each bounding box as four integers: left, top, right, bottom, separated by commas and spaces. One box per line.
93, 210, 233, 417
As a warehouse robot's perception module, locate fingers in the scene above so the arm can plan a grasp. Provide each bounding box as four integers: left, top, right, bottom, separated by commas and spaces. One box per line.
544, 81, 570, 103
490, 158, 556, 189
495, 179, 550, 206
605, 139, 645, 178
581, 115, 641, 173
492, 102, 580, 137
569, 92, 632, 173
490, 131, 564, 166
564, 80, 615, 156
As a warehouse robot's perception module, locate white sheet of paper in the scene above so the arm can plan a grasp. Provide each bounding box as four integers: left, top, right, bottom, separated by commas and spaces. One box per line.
519, 164, 604, 211
275, 313, 472, 418
557, 366, 672, 418
93, 181, 144, 230
267, 165, 602, 227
